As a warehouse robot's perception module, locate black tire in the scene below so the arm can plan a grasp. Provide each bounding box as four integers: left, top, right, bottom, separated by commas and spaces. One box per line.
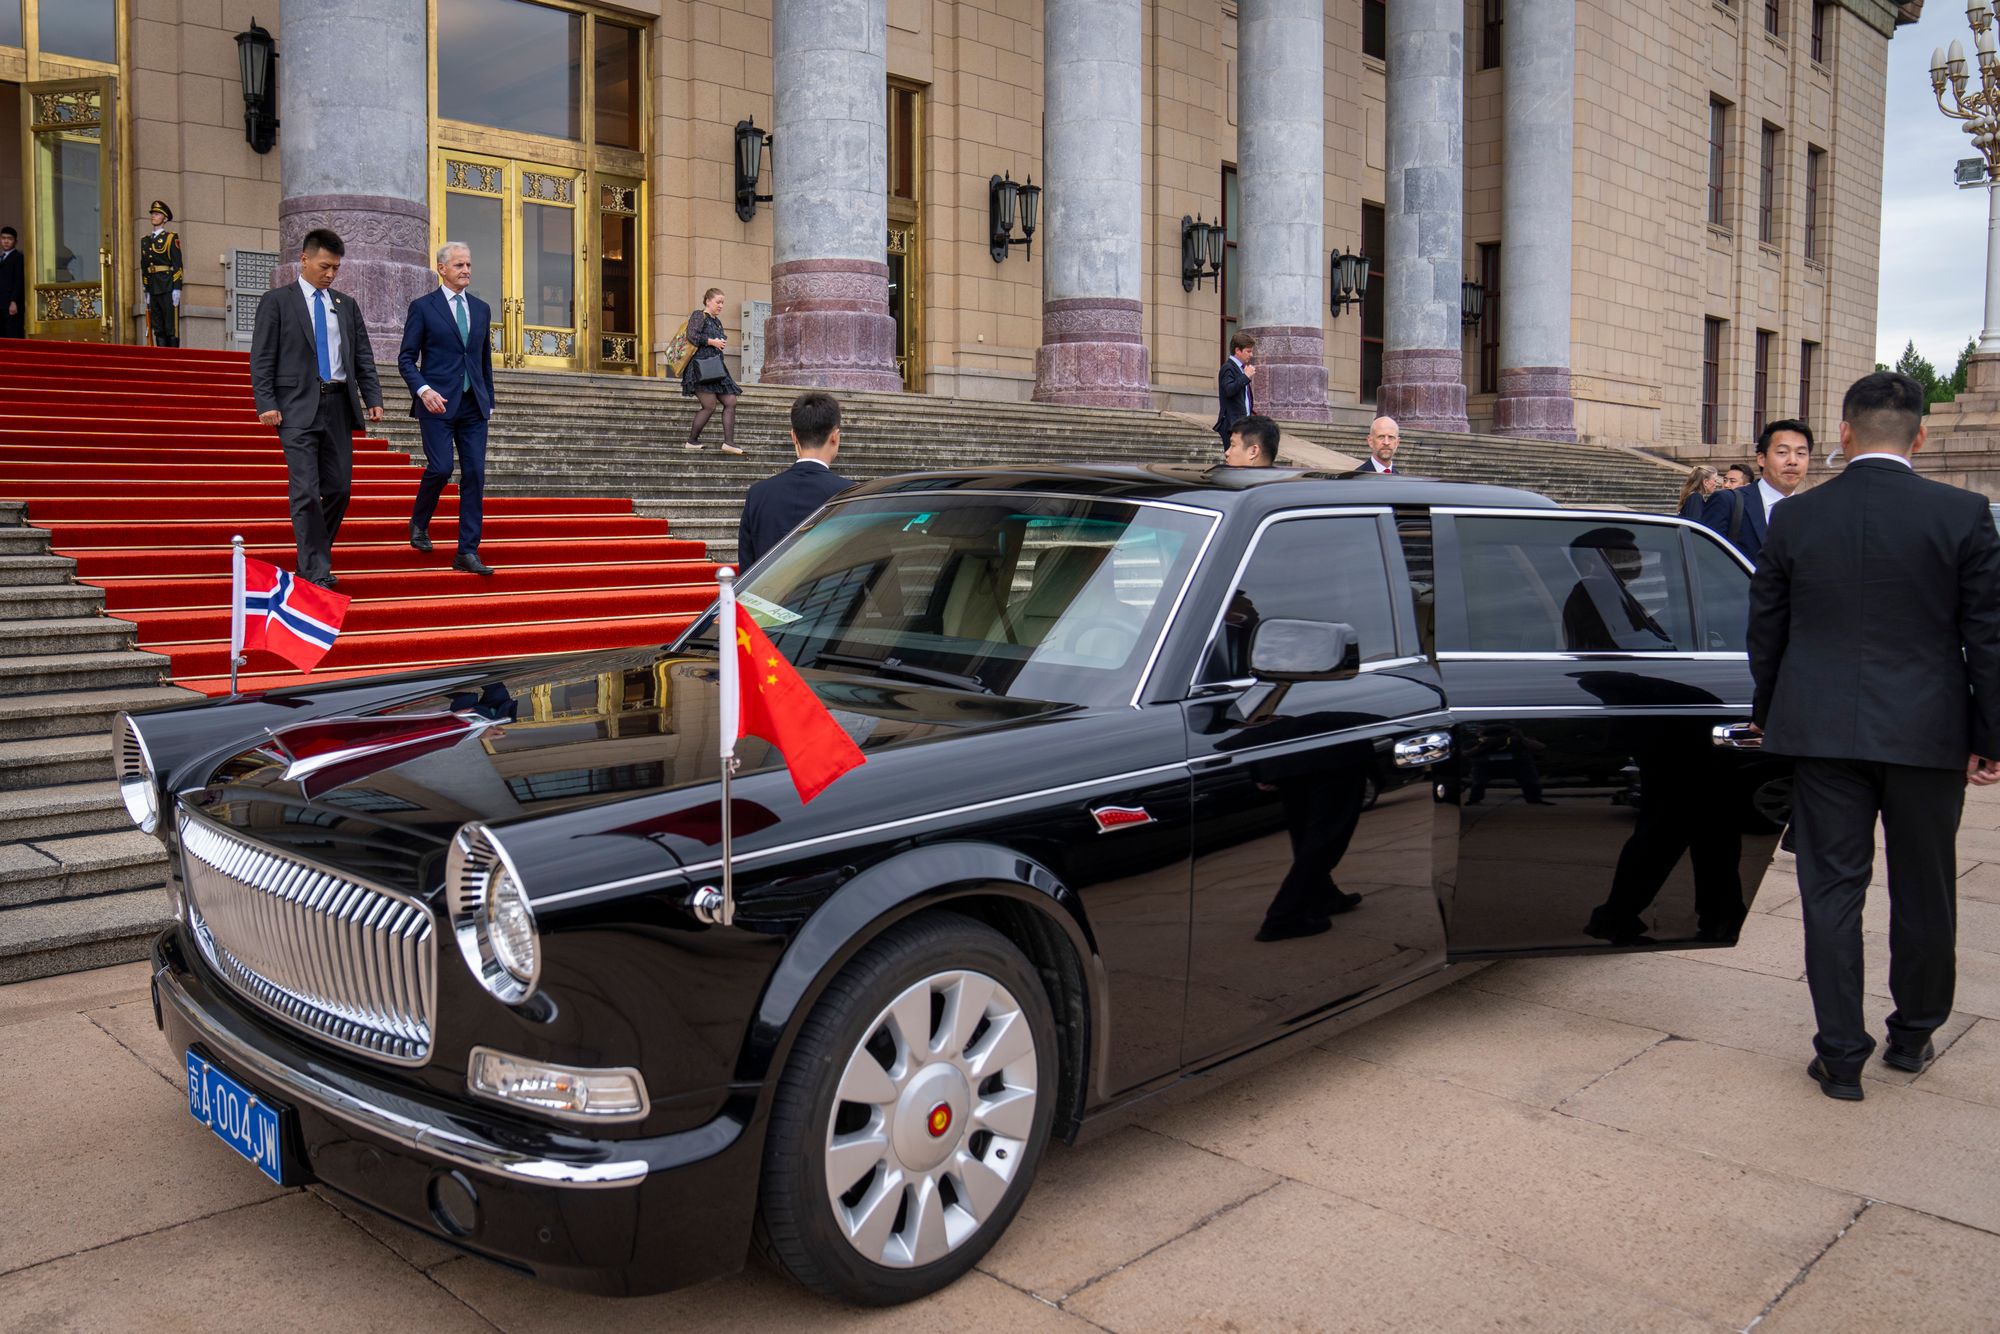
754, 911, 1059, 1305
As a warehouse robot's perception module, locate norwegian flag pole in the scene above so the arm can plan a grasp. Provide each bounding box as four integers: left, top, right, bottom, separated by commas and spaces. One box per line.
692, 567, 741, 926
228, 535, 246, 694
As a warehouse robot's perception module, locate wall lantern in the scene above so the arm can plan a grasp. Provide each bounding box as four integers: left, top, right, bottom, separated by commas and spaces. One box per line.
235, 19, 279, 155
735, 118, 774, 222
1330, 247, 1369, 315
990, 171, 1041, 261
1461, 279, 1487, 329
1181, 215, 1223, 291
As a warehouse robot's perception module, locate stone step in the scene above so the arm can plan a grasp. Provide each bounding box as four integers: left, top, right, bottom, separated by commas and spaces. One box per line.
0, 554, 77, 587
0, 499, 24, 526
0, 781, 136, 843
0, 582, 105, 621
0, 828, 167, 909
0, 732, 115, 790
0, 684, 196, 742
0, 650, 171, 696
0, 616, 137, 658
0, 527, 55, 555
0, 884, 173, 984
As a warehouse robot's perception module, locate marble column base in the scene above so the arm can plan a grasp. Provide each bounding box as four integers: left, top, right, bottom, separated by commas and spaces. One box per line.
761, 259, 903, 391
1034, 298, 1153, 409
1240, 325, 1330, 422
277, 194, 433, 355
1377, 348, 1469, 434
1492, 366, 1578, 442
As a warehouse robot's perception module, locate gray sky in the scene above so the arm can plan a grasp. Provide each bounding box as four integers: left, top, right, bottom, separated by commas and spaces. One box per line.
1877, 6, 1987, 371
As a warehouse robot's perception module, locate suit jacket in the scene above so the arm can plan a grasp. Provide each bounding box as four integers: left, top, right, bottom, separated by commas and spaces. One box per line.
1700, 483, 1767, 563
1213, 358, 1253, 436
1355, 458, 1397, 475
398, 287, 494, 420
737, 460, 852, 569
0, 249, 23, 317
250, 283, 383, 430
1748, 457, 2000, 769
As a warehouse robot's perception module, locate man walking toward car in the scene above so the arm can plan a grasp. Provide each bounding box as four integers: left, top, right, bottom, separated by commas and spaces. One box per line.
1748, 371, 2000, 1101
736, 392, 852, 569
400, 242, 496, 575
1703, 420, 1812, 563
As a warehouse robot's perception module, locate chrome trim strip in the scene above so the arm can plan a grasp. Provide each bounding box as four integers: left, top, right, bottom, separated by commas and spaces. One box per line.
154, 959, 648, 1188
535, 758, 1197, 910
1192, 710, 1453, 764
1129, 509, 1224, 706
1436, 651, 1749, 662
1451, 704, 1750, 715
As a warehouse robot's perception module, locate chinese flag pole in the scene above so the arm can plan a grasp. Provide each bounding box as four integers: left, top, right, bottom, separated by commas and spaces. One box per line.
712, 566, 741, 926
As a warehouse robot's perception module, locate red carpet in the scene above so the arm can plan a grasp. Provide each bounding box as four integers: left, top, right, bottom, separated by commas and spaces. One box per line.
0, 338, 718, 695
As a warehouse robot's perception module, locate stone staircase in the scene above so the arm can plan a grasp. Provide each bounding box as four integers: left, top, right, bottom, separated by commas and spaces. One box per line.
0, 500, 195, 983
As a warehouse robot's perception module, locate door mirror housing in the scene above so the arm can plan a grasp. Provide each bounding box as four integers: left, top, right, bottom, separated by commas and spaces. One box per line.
1249, 619, 1361, 682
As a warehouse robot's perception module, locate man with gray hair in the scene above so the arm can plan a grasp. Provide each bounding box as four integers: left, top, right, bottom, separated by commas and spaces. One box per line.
399, 241, 497, 574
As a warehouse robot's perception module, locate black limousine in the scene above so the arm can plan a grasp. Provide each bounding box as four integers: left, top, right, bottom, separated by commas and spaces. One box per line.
125, 465, 1787, 1305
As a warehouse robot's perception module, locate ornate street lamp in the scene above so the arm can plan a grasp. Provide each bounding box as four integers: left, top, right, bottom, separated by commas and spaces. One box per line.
990, 171, 1040, 261
1330, 247, 1369, 316
1181, 215, 1221, 291
235, 19, 279, 155
1461, 279, 1487, 329
1932, 0, 2000, 354
734, 118, 773, 223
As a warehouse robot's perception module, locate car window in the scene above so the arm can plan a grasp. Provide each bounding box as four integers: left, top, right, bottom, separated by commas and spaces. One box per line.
1688, 527, 1751, 651
1448, 515, 1695, 654
1200, 515, 1399, 682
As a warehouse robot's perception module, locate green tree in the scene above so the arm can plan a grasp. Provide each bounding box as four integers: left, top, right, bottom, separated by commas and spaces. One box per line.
1895, 340, 1940, 404
1946, 337, 1979, 399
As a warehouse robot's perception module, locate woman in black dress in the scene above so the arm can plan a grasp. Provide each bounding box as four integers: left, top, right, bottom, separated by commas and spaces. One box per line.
681, 287, 743, 455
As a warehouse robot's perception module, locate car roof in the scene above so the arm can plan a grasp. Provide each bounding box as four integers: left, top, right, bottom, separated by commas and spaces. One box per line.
840, 462, 1563, 513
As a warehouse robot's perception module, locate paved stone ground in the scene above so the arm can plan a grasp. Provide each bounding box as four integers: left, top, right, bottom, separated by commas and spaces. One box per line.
7, 794, 2000, 1332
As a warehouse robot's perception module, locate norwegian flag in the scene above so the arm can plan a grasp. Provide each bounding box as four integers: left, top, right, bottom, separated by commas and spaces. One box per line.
231, 550, 350, 672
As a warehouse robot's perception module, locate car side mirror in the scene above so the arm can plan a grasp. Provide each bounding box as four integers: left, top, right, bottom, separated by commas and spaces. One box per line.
1249, 619, 1361, 682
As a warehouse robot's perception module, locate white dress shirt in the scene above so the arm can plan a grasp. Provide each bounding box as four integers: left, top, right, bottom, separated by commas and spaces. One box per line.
417, 284, 474, 398
1758, 477, 1792, 514
298, 275, 344, 382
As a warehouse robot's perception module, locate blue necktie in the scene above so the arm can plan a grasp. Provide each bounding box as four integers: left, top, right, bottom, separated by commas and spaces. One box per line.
313, 289, 332, 382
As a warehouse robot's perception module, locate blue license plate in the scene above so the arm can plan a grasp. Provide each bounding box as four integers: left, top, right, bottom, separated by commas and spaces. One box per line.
186, 1049, 285, 1184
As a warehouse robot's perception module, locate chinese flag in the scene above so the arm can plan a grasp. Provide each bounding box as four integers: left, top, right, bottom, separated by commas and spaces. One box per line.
733, 617, 866, 803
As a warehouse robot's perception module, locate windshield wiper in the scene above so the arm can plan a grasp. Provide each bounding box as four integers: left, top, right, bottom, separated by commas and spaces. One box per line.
811, 650, 994, 694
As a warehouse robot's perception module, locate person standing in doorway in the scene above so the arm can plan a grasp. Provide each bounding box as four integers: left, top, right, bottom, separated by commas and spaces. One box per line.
1214, 333, 1256, 452
400, 242, 497, 576
0, 228, 24, 339
682, 287, 743, 455
140, 201, 182, 348
249, 229, 385, 588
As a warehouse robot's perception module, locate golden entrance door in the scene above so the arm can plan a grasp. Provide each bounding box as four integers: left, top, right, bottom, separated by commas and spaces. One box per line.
24, 77, 116, 342
887, 80, 924, 391
438, 151, 585, 371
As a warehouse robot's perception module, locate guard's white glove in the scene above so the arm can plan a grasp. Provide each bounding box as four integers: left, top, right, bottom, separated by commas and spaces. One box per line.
171, 290, 181, 308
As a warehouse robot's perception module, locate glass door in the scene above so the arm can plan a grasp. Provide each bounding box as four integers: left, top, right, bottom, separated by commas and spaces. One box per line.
592, 172, 642, 371
437, 152, 583, 370
24, 77, 116, 341
440, 152, 509, 359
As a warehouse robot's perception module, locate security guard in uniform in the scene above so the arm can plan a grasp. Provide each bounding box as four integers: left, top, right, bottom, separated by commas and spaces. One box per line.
140, 200, 182, 347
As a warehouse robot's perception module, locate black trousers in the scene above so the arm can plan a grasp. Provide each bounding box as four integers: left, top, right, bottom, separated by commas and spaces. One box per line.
280, 389, 354, 584
148, 290, 178, 347
1792, 757, 1964, 1077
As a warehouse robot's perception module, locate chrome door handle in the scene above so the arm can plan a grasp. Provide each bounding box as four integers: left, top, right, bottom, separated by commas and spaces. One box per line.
1712, 722, 1762, 750
1394, 731, 1452, 768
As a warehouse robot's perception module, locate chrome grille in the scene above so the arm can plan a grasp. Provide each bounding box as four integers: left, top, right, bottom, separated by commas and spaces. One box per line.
178, 810, 437, 1065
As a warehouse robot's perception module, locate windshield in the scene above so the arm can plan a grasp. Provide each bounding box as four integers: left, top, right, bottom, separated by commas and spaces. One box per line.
683, 493, 1215, 706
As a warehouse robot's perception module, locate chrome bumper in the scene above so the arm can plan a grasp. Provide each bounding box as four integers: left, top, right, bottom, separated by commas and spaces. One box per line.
153, 941, 648, 1190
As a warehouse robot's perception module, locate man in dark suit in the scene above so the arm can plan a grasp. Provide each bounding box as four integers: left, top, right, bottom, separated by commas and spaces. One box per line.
737, 392, 851, 569
399, 241, 496, 576
1223, 414, 1281, 468
250, 229, 384, 588
1702, 419, 1813, 564
1355, 416, 1401, 473
1749, 371, 2000, 1100
0, 227, 24, 339
1213, 333, 1256, 451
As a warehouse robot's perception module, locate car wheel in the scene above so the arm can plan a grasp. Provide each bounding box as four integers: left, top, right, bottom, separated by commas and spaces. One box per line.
755, 912, 1058, 1305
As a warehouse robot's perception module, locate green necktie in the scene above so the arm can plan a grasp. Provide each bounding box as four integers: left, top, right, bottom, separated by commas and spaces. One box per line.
454, 293, 471, 393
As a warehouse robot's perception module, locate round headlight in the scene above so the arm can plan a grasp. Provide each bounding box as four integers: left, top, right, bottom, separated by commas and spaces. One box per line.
114, 713, 160, 834
447, 823, 540, 1003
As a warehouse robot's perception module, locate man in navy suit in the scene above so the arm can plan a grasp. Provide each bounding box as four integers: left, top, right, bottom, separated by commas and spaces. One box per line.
1354, 416, 1401, 473
1701, 419, 1813, 564
1213, 333, 1256, 451
400, 241, 496, 575
737, 392, 852, 569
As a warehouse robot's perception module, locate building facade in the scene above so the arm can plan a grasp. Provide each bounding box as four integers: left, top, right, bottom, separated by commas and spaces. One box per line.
0, 0, 1911, 456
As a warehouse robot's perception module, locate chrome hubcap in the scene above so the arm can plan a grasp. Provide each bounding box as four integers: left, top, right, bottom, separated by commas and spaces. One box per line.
823, 969, 1039, 1269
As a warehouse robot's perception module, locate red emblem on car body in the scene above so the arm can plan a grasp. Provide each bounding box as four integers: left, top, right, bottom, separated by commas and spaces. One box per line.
1090, 805, 1153, 833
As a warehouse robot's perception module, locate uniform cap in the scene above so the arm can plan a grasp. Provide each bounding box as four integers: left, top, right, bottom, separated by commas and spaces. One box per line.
148, 200, 173, 222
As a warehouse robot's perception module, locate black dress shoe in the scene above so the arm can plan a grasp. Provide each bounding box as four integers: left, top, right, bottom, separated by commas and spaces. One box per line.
1807, 1057, 1864, 1101
410, 522, 433, 553
1881, 1039, 1936, 1074
305, 572, 337, 589
453, 551, 495, 576
1255, 916, 1332, 943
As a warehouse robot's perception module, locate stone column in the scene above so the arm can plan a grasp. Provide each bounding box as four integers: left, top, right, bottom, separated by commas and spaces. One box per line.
1492, 0, 1577, 440
274, 0, 432, 352
1034, 0, 1150, 408
761, 0, 902, 390
1378, 0, 1469, 433
1236, 0, 1329, 421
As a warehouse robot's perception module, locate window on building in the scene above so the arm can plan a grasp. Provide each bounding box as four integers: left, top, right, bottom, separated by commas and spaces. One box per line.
1478, 243, 1502, 396
1804, 146, 1824, 260
1765, 0, 1782, 38
439, 0, 585, 141
1, 2, 23, 48
1482, 0, 1504, 70
595, 20, 642, 150
1753, 330, 1774, 440
1811, 1, 1828, 62
1362, 202, 1386, 403
1221, 165, 1241, 356
1759, 123, 1780, 245
1703, 318, 1726, 444
1799, 340, 1817, 421
39, 0, 114, 62
1709, 99, 1730, 229
1363, 0, 1386, 60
